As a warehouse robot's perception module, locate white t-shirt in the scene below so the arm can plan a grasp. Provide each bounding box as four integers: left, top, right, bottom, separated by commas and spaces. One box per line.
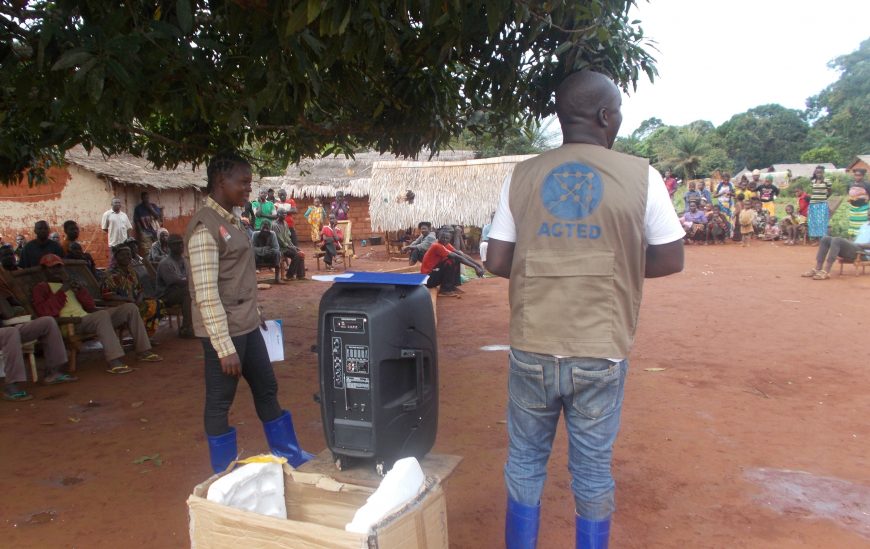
101, 209, 133, 247
489, 165, 685, 245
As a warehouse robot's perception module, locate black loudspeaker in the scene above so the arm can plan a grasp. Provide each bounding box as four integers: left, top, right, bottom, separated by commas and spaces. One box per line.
317, 280, 438, 474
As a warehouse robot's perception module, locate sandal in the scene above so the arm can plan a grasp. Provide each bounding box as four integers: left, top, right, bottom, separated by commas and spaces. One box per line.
43, 373, 79, 385
3, 389, 34, 401
137, 352, 163, 362
801, 268, 819, 277
106, 364, 135, 375
812, 270, 830, 280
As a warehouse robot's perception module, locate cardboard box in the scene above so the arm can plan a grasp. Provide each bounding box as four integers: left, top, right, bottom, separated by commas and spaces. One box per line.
188, 465, 448, 549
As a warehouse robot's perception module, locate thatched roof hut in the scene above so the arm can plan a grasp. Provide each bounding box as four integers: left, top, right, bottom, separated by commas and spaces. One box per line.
64, 145, 207, 189
368, 155, 537, 231
261, 150, 475, 199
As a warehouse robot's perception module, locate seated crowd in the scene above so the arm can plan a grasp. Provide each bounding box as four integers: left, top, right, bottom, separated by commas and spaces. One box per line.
675, 167, 870, 280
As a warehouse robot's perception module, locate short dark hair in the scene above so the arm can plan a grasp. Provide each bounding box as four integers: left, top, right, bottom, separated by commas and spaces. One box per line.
206, 152, 250, 192
62, 220, 77, 231
418, 221, 432, 229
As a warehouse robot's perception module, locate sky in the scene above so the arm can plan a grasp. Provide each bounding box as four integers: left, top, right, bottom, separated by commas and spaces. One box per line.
615, 0, 869, 136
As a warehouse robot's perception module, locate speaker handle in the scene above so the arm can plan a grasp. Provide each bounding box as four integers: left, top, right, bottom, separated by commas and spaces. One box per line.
401, 349, 424, 411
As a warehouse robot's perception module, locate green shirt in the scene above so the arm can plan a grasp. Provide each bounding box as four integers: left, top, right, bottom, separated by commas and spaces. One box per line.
253, 200, 276, 230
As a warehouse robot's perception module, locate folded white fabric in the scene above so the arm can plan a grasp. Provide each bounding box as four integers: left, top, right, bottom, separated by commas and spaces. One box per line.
206, 460, 287, 519
345, 457, 425, 533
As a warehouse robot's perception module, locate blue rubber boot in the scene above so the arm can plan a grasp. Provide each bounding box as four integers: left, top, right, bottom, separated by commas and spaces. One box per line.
262, 410, 314, 468
207, 427, 237, 474
505, 498, 540, 549
576, 515, 611, 549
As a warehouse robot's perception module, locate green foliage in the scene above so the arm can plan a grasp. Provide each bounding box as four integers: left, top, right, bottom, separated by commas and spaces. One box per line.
0, 0, 657, 184
456, 117, 557, 158
662, 130, 707, 181
717, 104, 809, 169
781, 177, 810, 197
806, 38, 870, 163
800, 145, 842, 165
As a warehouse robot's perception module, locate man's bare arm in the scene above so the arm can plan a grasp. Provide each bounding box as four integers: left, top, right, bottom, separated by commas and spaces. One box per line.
484, 238, 515, 279
645, 239, 684, 278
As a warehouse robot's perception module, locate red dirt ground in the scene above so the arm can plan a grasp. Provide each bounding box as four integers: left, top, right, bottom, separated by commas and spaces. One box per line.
2, 242, 869, 548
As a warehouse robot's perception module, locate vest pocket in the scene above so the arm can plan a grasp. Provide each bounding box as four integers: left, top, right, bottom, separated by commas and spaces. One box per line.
521, 250, 615, 344
508, 350, 547, 409
570, 360, 621, 419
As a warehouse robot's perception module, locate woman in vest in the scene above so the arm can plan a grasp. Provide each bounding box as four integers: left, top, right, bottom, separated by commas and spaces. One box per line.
185, 152, 312, 474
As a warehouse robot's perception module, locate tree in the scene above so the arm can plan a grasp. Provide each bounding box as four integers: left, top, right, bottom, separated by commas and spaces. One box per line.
717, 104, 809, 169
455, 117, 557, 157
662, 129, 707, 181
0, 1, 657, 184
805, 38, 870, 163
800, 145, 842, 166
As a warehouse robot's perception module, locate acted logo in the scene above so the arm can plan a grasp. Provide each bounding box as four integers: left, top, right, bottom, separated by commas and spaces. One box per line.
540, 162, 603, 220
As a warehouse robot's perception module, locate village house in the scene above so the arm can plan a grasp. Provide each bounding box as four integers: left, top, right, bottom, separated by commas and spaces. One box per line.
260, 150, 476, 245
0, 146, 206, 264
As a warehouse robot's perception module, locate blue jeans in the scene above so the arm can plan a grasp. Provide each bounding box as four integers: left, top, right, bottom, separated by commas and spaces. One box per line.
504, 348, 628, 520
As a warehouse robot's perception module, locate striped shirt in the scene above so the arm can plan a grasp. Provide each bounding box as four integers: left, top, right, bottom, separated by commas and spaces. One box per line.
188, 196, 241, 358
810, 178, 831, 203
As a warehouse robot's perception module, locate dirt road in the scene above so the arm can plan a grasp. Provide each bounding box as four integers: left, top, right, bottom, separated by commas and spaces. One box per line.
2, 243, 869, 548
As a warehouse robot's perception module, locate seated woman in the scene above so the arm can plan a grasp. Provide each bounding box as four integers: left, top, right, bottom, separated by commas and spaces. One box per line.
319, 214, 343, 271
779, 204, 806, 245
148, 228, 170, 264
705, 205, 730, 245
252, 224, 281, 282
101, 245, 164, 337
681, 202, 707, 244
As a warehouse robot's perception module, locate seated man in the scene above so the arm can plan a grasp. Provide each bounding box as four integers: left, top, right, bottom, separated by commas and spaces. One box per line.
272, 210, 305, 280
802, 209, 870, 280
0, 244, 18, 272
31, 254, 162, 374
155, 235, 194, 338
680, 202, 707, 244
420, 226, 484, 297
64, 241, 99, 279
252, 224, 280, 281
401, 222, 436, 265
19, 220, 64, 268
1, 277, 77, 401
779, 204, 807, 245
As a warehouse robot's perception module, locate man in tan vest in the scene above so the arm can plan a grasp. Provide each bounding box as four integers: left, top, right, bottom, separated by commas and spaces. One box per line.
185, 152, 312, 474
486, 71, 685, 549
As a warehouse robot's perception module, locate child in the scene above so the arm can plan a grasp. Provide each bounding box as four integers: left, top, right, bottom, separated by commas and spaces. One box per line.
779, 204, 806, 245
738, 200, 757, 247
761, 216, 781, 241
752, 200, 768, 236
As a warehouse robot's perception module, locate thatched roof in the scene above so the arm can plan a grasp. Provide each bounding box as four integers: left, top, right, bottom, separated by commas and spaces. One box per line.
260, 150, 475, 199
64, 145, 207, 190
368, 155, 537, 231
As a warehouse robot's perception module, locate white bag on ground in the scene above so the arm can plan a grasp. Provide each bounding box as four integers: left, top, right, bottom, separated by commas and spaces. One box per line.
206, 459, 287, 519
345, 457, 425, 533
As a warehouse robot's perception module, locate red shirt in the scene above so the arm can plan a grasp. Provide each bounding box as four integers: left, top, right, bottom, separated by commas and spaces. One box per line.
420, 242, 454, 274
320, 225, 343, 247
277, 199, 297, 228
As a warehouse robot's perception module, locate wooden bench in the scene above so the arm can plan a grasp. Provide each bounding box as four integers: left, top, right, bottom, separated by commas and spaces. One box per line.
838, 251, 870, 276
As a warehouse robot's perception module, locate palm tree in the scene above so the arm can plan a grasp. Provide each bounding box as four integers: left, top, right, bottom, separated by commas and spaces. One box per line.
667, 130, 708, 181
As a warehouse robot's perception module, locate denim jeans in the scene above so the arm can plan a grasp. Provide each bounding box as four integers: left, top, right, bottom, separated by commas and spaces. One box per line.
504, 348, 628, 520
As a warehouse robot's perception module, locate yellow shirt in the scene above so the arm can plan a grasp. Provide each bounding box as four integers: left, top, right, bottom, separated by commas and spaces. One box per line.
48, 282, 88, 318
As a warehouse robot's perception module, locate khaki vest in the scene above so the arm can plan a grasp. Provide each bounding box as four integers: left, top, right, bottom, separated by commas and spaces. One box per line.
507, 144, 648, 358
183, 205, 260, 338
